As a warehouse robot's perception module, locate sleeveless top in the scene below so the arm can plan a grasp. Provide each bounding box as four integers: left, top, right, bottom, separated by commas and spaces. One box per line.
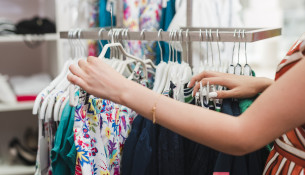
263, 36, 305, 175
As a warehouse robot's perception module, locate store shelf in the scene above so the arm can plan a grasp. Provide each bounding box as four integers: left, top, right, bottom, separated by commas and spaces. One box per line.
0, 165, 35, 175
0, 102, 34, 112
0, 34, 58, 43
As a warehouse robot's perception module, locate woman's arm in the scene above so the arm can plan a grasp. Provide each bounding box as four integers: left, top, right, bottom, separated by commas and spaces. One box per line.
68, 56, 305, 156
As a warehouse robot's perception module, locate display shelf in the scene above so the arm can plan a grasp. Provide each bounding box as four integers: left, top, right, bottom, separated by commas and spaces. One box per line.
0, 33, 58, 43
0, 102, 34, 112
0, 165, 35, 175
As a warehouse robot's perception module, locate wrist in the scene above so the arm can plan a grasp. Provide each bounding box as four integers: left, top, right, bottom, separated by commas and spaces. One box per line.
258, 77, 274, 92
118, 79, 136, 106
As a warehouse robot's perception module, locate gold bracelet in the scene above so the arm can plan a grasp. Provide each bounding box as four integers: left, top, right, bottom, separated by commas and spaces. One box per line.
152, 94, 161, 124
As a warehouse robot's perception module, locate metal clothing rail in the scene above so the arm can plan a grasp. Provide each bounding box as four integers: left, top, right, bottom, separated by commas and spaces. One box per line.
59, 27, 281, 43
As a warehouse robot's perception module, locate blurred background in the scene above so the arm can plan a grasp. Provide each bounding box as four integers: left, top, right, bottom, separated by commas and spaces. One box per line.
0, 0, 304, 174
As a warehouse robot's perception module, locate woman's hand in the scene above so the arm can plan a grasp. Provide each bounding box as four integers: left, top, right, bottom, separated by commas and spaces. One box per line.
188, 71, 273, 99
67, 56, 129, 104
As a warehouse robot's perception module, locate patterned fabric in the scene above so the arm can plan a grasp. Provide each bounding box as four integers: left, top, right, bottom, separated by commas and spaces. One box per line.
74, 90, 137, 175
263, 37, 305, 174
123, 0, 162, 60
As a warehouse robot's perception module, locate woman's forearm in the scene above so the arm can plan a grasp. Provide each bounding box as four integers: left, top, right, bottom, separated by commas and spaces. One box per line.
120, 80, 246, 155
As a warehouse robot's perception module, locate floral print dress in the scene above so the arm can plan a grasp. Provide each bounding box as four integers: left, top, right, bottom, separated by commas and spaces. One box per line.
74, 90, 137, 175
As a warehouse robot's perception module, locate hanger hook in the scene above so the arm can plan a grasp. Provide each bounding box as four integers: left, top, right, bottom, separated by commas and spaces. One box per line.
209, 29, 214, 66
68, 29, 74, 59
124, 28, 130, 54
205, 29, 209, 66
231, 29, 237, 65
110, 3, 114, 40
216, 29, 221, 66
72, 29, 79, 58
116, 29, 122, 58
237, 29, 241, 64
243, 29, 248, 65
140, 29, 147, 59
98, 28, 106, 50
158, 29, 163, 62
77, 28, 86, 57
174, 29, 178, 62
185, 29, 189, 64
178, 29, 183, 62
168, 30, 172, 62
199, 29, 203, 64
170, 29, 175, 62
108, 30, 114, 58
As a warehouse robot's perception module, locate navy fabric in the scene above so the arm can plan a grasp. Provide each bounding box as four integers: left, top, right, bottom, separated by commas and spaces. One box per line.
183, 137, 219, 174
121, 116, 144, 175
131, 119, 154, 175
214, 99, 268, 174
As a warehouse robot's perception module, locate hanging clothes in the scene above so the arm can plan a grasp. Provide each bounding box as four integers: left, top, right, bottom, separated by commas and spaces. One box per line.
73, 89, 138, 175
263, 36, 305, 175
154, 0, 178, 65
51, 102, 77, 175
99, 0, 116, 58
123, 0, 162, 60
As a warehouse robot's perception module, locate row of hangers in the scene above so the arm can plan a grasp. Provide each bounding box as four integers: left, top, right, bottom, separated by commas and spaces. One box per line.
32, 26, 253, 121
193, 29, 252, 108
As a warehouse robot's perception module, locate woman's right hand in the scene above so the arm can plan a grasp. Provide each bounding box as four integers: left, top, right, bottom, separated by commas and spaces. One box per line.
67, 56, 130, 104
188, 71, 274, 99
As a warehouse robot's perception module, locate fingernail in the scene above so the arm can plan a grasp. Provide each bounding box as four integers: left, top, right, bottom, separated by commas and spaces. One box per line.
209, 92, 218, 98
187, 81, 190, 88
192, 92, 194, 97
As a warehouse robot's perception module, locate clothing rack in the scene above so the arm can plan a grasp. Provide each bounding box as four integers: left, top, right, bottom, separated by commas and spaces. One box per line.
59, 27, 281, 42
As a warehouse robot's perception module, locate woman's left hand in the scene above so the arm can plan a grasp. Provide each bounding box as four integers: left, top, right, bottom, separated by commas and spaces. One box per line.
67, 56, 129, 104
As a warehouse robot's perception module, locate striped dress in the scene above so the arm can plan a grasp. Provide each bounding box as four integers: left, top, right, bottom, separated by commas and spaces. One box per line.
263, 36, 305, 174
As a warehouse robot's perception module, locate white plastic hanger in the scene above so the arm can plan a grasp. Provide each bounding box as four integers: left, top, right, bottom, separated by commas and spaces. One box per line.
53, 28, 87, 121
227, 29, 237, 74
175, 29, 192, 102
140, 29, 157, 70
160, 30, 175, 94
43, 29, 84, 120
234, 30, 242, 75
156, 30, 175, 94
69, 28, 148, 106
118, 29, 135, 76
32, 30, 75, 115
180, 29, 192, 85
242, 30, 252, 76
153, 29, 168, 92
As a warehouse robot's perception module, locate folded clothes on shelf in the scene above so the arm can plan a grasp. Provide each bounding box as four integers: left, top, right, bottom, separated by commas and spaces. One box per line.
9, 73, 52, 102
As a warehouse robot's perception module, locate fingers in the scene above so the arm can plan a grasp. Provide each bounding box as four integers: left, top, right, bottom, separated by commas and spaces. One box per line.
192, 77, 227, 97
78, 59, 86, 69
67, 73, 88, 89
87, 56, 97, 63
69, 64, 86, 79
215, 90, 237, 99
188, 71, 224, 88
191, 88, 237, 100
